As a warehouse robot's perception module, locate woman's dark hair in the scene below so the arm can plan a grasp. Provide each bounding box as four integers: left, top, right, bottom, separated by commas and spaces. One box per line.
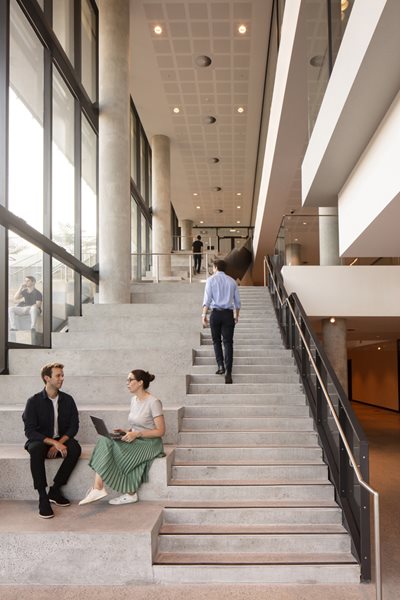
130, 369, 155, 389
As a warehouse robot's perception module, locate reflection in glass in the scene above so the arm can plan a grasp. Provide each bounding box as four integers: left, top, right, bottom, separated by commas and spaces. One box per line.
8, 233, 44, 346
81, 0, 97, 101
131, 199, 138, 279
140, 133, 146, 197
52, 68, 75, 254
52, 0, 74, 64
130, 110, 138, 183
52, 259, 75, 331
8, 0, 44, 232
81, 114, 97, 265
141, 212, 147, 275
82, 275, 96, 305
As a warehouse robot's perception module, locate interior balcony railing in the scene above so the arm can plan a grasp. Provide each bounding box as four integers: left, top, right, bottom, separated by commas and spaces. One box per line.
265, 255, 381, 600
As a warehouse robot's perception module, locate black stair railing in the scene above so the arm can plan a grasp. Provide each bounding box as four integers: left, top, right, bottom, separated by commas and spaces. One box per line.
265, 255, 382, 598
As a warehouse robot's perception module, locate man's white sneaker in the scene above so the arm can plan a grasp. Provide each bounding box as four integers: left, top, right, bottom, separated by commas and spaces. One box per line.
108, 493, 138, 505
79, 487, 108, 505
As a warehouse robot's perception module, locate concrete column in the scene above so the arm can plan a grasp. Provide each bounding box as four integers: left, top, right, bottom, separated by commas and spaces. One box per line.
180, 219, 193, 251
152, 135, 171, 277
285, 243, 301, 265
98, 0, 131, 303
319, 207, 340, 265
322, 317, 348, 395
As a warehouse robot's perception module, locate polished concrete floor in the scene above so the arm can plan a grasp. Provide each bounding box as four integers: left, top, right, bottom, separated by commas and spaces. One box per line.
1, 402, 398, 600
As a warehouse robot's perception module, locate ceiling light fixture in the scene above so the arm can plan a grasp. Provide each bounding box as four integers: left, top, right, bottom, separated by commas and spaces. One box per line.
154, 25, 162, 35
330, 317, 336, 324
212, 186, 222, 192
209, 157, 220, 164
195, 55, 212, 68
236, 192, 241, 196
200, 221, 204, 224
173, 107, 180, 114
236, 220, 241, 224
237, 107, 244, 113
302, 221, 307, 225
236, 205, 241, 209
193, 192, 198, 196
377, 346, 382, 351
238, 24, 247, 34
196, 205, 201, 209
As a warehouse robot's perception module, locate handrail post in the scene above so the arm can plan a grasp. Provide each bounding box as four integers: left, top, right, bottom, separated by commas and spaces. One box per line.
263, 259, 267, 287
189, 254, 192, 283
205, 252, 209, 278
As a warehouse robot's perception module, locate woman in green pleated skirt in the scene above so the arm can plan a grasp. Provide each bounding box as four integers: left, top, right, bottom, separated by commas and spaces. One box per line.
79, 369, 165, 506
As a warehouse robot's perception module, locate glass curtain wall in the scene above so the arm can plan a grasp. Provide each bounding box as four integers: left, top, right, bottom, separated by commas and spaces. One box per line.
130, 100, 152, 280
0, 0, 98, 372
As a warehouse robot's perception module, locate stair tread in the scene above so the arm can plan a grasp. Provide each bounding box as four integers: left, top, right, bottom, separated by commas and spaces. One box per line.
173, 461, 325, 466
154, 552, 358, 565
159, 524, 346, 534
169, 479, 331, 486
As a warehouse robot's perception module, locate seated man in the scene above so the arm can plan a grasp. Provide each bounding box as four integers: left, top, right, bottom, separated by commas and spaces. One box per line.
9, 275, 42, 332
22, 362, 81, 518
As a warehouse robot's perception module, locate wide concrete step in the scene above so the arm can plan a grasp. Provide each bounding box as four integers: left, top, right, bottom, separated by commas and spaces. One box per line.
193, 357, 294, 367
201, 331, 281, 340
192, 365, 299, 376
163, 483, 335, 502
174, 446, 322, 463
171, 464, 328, 482
177, 431, 318, 446
183, 405, 310, 418
183, 393, 307, 405
160, 506, 341, 527
201, 339, 282, 346
53, 329, 200, 348
188, 383, 303, 394
152, 562, 359, 584
194, 348, 292, 357
157, 532, 351, 554
189, 374, 300, 384
180, 417, 313, 431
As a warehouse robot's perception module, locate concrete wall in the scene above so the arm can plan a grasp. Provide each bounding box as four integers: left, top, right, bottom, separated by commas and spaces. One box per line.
349, 341, 399, 410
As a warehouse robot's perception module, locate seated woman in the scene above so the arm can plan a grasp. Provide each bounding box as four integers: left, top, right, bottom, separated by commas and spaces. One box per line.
79, 369, 165, 506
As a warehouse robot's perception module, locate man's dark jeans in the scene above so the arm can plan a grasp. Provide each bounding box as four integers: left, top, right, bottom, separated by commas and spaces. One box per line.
193, 254, 202, 273
210, 309, 235, 374
25, 438, 81, 490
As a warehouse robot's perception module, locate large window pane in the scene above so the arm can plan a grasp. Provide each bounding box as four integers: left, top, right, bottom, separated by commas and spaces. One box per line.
52, 0, 74, 65
8, 0, 44, 232
52, 68, 75, 254
141, 212, 147, 275
131, 199, 138, 279
81, 0, 97, 101
130, 110, 138, 183
52, 259, 75, 330
140, 132, 146, 197
81, 114, 97, 266
8, 234, 44, 346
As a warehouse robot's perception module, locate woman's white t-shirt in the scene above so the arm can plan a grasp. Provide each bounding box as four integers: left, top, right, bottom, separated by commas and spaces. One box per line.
128, 395, 163, 431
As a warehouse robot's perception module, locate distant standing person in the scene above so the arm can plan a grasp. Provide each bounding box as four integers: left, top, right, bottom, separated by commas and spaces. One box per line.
22, 362, 81, 519
192, 235, 203, 274
202, 260, 241, 384
9, 275, 42, 332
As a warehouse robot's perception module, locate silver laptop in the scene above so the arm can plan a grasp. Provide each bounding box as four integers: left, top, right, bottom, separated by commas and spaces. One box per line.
90, 415, 124, 440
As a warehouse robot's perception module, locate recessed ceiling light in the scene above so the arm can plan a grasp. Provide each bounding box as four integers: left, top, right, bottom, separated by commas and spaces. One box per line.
173, 107, 180, 114
238, 24, 247, 34
236, 192, 241, 196
196, 205, 201, 209
377, 346, 382, 350
310, 55, 324, 67
294, 238, 299, 242
330, 317, 336, 324
193, 192, 198, 196
237, 107, 244, 113
230, 229, 236, 232
154, 25, 162, 35
236, 205, 241, 209
236, 220, 241, 224
195, 55, 212, 68
303, 221, 307, 225
200, 220, 204, 224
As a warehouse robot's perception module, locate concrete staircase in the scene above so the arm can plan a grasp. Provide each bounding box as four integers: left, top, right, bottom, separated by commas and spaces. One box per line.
0, 284, 360, 585
152, 287, 359, 584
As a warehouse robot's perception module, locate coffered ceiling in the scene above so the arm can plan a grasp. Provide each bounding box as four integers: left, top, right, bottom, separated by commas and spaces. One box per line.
130, 0, 273, 228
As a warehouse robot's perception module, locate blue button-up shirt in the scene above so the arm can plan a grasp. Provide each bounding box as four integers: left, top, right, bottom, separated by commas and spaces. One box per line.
203, 271, 241, 310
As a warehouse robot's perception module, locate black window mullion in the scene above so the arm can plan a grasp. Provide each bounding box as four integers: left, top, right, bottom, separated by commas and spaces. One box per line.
0, 1, 10, 372
74, 99, 82, 315
42, 46, 52, 347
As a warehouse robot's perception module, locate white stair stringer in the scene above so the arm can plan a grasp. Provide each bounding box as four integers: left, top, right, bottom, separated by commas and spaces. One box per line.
153, 289, 360, 584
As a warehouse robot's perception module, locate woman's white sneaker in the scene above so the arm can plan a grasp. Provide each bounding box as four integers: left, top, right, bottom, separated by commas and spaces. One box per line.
108, 493, 138, 505
79, 487, 108, 505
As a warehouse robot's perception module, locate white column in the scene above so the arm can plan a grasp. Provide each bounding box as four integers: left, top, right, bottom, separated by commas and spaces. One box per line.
319, 207, 340, 265
285, 243, 301, 265
180, 219, 193, 251
98, 0, 131, 303
152, 135, 171, 277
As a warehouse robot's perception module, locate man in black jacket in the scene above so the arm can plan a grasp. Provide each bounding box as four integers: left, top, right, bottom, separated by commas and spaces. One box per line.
22, 362, 81, 518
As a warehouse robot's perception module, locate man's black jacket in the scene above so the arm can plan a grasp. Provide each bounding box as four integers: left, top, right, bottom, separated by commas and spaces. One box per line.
22, 389, 79, 447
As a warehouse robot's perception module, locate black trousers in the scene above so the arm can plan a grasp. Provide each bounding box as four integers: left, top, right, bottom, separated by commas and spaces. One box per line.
193, 254, 202, 273
25, 438, 81, 491
210, 309, 235, 374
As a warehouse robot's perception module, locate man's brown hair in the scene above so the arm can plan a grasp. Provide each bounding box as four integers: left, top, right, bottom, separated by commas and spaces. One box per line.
41, 362, 64, 383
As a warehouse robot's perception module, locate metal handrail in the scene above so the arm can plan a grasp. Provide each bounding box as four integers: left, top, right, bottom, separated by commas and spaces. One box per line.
264, 256, 382, 600
131, 251, 215, 283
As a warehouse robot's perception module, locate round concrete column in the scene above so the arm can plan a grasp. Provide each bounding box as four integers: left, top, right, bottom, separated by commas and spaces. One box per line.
98, 0, 131, 303
152, 135, 171, 277
180, 219, 193, 251
322, 317, 348, 395
285, 243, 301, 266
319, 207, 340, 265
